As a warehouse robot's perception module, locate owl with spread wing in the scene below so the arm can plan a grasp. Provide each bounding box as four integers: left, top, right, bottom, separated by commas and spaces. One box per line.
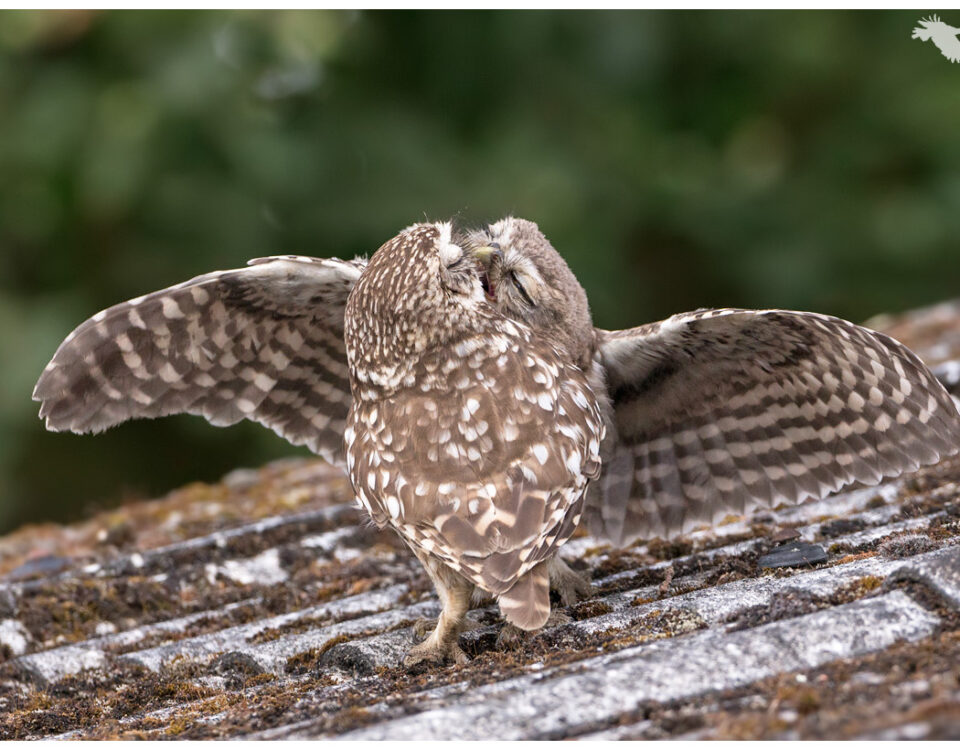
33, 222, 606, 665
33, 216, 960, 665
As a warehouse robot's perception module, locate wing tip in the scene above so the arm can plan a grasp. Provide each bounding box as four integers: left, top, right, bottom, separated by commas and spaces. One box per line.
32, 361, 59, 400
36, 409, 72, 434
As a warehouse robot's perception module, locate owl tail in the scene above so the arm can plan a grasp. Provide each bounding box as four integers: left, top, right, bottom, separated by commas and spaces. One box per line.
498, 560, 551, 630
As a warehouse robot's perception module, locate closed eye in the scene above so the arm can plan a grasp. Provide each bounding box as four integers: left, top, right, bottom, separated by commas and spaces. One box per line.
509, 270, 536, 306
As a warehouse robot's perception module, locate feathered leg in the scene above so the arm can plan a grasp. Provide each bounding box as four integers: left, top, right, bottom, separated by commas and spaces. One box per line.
405, 551, 475, 667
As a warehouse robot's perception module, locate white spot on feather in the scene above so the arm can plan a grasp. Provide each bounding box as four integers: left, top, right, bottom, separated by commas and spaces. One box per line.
386, 496, 400, 519
190, 286, 210, 305
161, 297, 184, 319
158, 362, 181, 383
532, 444, 549, 465
253, 372, 277, 391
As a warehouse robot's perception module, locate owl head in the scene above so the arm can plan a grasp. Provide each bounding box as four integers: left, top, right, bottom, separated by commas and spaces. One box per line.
466, 217, 595, 368
345, 221, 490, 387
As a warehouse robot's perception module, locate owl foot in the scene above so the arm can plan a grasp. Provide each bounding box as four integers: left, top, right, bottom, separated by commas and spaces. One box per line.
548, 557, 593, 606
496, 610, 572, 651
413, 616, 481, 639
403, 637, 469, 667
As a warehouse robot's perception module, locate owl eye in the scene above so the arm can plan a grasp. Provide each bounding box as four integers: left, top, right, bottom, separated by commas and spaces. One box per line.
509, 270, 536, 306
445, 254, 467, 270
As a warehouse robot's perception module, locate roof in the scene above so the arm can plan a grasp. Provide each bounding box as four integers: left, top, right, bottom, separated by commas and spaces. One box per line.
2, 304, 960, 740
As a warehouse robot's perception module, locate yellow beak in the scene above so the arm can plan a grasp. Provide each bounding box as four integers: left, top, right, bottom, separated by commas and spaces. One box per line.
471, 245, 502, 265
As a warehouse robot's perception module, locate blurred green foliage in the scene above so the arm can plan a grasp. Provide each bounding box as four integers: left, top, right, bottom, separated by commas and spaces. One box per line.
1, 10, 958, 532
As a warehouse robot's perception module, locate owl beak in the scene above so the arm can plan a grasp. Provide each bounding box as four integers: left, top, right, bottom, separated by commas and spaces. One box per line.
472, 244, 502, 265
471, 244, 502, 300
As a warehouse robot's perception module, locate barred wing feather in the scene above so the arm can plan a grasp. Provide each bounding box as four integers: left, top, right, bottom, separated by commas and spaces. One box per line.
33, 256, 366, 468
588, 308, 960, 545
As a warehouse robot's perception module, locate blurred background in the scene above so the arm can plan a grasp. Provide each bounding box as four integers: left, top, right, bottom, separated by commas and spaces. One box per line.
1, 10, 958, 533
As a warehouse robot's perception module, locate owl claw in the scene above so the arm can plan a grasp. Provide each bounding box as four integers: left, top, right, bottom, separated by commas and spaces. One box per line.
412, 617, 435, 639
403, 638, 469, 668
406, 610, 478, 667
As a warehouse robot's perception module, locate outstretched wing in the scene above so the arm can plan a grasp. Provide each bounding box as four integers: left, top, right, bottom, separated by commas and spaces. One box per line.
587, 308, 960, 545
33, 255, 366, 467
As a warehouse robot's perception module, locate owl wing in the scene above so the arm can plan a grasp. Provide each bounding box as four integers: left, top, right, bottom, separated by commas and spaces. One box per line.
587, 308, 960, 545
866, 300, 960, 401
33, 255, 366, 468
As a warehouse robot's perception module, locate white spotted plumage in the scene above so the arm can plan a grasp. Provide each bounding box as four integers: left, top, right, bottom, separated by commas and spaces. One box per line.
343, 223, 603, 663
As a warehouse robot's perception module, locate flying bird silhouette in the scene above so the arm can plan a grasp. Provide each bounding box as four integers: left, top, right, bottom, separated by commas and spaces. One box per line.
912, 14, 960, 63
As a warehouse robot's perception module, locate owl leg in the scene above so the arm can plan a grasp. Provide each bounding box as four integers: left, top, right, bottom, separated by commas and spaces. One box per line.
548, 556, 593, 606
404, 555, 475, 667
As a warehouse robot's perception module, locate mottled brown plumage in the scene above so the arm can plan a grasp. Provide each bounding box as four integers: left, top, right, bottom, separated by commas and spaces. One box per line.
469, 217, 960, 547
343, 222, 603, 664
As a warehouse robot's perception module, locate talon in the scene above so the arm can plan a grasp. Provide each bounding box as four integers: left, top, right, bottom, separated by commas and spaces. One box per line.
452, 646, 469, 666
557, 579, 592, 607
403, 638, 469, 667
